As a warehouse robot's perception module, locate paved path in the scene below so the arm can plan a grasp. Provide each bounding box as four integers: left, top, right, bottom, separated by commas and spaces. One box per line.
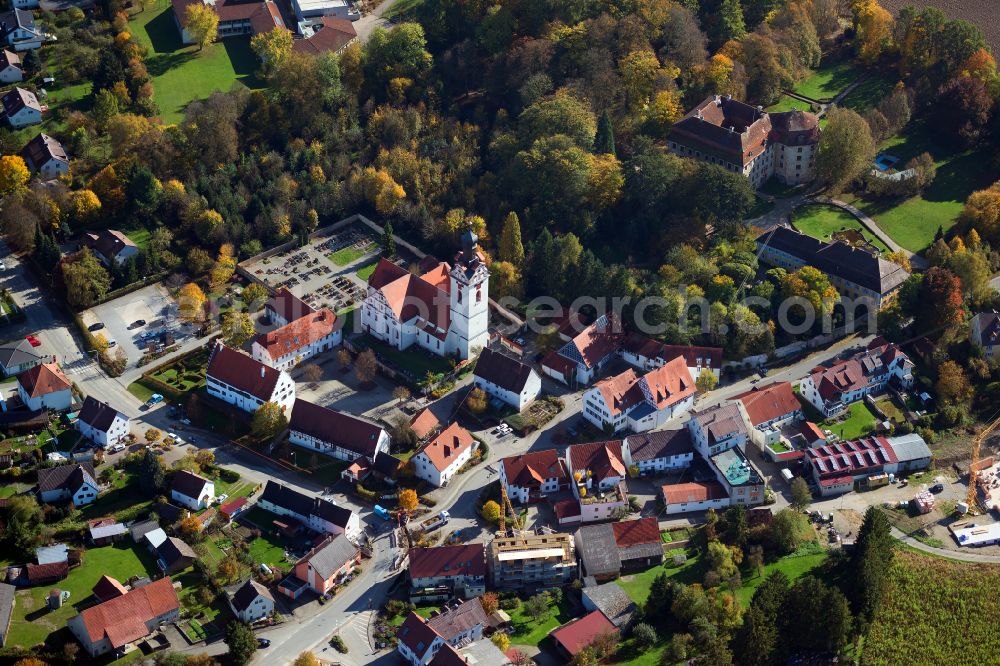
354, 0, 401, 42
890, 526, 1000, 563
807, 196, 929, 270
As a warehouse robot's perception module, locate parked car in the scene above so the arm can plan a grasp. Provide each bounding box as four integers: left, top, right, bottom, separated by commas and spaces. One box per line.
88, 322, 105, 332
930, 483, 944, 494
25, 335, 41, 347
106, 338, 117, 347
128, 319, 147, 329
108, 443, 126, 453
257, 638, 271, 648
215, 494, 229, 505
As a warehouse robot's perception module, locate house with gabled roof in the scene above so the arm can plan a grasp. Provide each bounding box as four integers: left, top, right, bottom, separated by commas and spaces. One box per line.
292, 533, 360, 595
170, 470, 214, 510
620, 332, 722, 380
0, 338, 47, 377
171, 0, 285, 44
499, 449, 569, 504
549, 609, 617, 662
541, 314, 620, 387
259, 480, 360, 540
288, 398, 389, 463
252, 308, 340, 371
21, 133, 68, 179
581, 581, 636, 629
0, 48, 22, 83
799, 341, 913, 417
411, 422, 477, 488
661, 480, 730, 514
293, 16, 357, 55
76, 396, 130, 448
266, 287, 314, 326
225, 579, 274, 622
407, 544, 486, 603
1, 85, 38, 127
0, 9, 48, 51
410, 407, 441, 440
92, 575, 128, 602
361, 233, 489, 360
620, 429, 695, 476
574, 517, 662, 580
206, 342, 295, 414
582, 354, 696, 434
17, 362, 72, 411
473, 347, 541, 411
37, 462, 97, 506
397, 598, 488, 666
687, 403, 749, 457
82, 230, 139, 266
565, 440, 627, 497
971, 311, 1000, 359
68, 577, 180, 657
734, 381, 803, 447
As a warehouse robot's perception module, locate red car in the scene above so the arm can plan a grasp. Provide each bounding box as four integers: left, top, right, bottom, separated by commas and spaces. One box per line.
26, 335, 41, 347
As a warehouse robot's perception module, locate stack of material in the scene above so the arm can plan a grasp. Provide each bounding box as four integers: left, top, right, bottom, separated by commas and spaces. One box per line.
911, 489, 935, 515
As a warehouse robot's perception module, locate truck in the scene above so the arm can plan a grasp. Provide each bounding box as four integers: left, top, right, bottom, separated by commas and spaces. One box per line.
373, 505, 392, 521
419, 510, 450, 532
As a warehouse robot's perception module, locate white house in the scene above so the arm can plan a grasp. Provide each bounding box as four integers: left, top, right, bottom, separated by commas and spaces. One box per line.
971, 312, 1000, 359
2, 86, 40, 127
621, 429, 695, 476
37, 463, 98, 507
396, 599, 488, 666
411, 422, 477, 488
251, 308, 341, 370
582, 355, 696, 434
259, 480, 361, 541
733, 381, 803, 446
0, 48, 23, 83
21, 133, 69, 179
565, 440, 627, 497
288, 398, 390, 463
472, 347, 541, 411
799, 342, 913, 418
0, 10, 48, 51
541, 314, 619, 387
206, 342, 296, 414
661, 481, 730, 514
170, 470, 215, 510
620, 333, 722, 381
17, 363, 72, 412
76, 396, 130, 447
361, 231, 489, 361
499, 450, 569, 504
226, 579, 274, 623
81, 230, 139, 266
687, 403, 749, 458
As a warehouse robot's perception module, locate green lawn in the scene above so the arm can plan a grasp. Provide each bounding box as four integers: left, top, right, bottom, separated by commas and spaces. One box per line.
8, 544, 159, 647
766, 95, 813, 113
840, 71, 899, 112
128, 0, 265, 123
819, 401, 880, 441
735, 550, 827, 606
330, 243, 377, 266
794, 60, 856, 102
356, 260, 379, 282
791, 204, 890, 253
508, 598, 575, 646
126, 228, 153, 250
127, 380, 157, 403
248, 535, 291, 569
384, 0, 425, 19
359, 333, 453, 378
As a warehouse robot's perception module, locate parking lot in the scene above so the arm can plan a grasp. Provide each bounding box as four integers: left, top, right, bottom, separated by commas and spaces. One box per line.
80, 284, 198, 369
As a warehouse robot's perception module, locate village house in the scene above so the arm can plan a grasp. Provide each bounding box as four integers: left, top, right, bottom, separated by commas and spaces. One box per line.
171, 0, 284, 44
67, 577, 180, 657
76, 396, 130, 448
669, 95, 820, 188
218, 497, 248, 523
251, 308, 341, 370
799, 341, 913, 417
756, 226, 909, 309
0, 9, 47, 50
411, 422, 477, 488
410, 407, 441, 440
0, 338, 48, 377
155, 537, 196, 574
472, 347, 542, 411
661, 480, 730, 514
396, 598, 489, 666
92, 575, 128, 603
291, 534, 361, 596
81, 229, 139, 266
806, 433, 931, 496
619, 333, 723, 381
574, 517, 663, 581
971, 312, 1000, 358
499, 449, 570, 504
549, 609, 618, 663
734, 381, 803, 447
565, 440, 627, 497
541, 314, 619, 387
288, 398, 389, 462
259, 480, 361, 540
407, 544, 487, 603
0, 48, 22, 82
581, 355, 695, 433
87, 518, 127, 546
266, 287, 314, 326
581, 581, 637, 630
292, 16, 357, 55
1, 85, 38, 128
620, 429, 696, 476
226, 579, 275, 622
21, 133, 69, 179
361, 233, 490, 360
206, 342, 296, 414
37, 463, 97, 506
170, 470, 215, 510
687, 403, 749, 458
708, 445, 766, 507
17, 362, 72, 411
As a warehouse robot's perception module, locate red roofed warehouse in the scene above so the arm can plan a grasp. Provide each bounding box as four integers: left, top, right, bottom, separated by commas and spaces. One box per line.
549, 609, 617, 660
661, 480, 730, 514
407, 544, 487, 602
67, 577, 180, 657
252, 308, 340, 371
500, 450, 569, 504
411, 422, 478, 487
206, 342, 296, 414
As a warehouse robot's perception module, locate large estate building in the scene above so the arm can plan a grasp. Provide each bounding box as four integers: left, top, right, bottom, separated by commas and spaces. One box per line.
669, 95, 820, 189
361, 232, 490, 360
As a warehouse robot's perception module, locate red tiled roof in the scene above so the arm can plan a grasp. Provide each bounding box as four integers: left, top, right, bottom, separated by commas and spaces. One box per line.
621, 333, 723, 369
255, 308, 337, 360
593, 369, 642, 416
18, 362, 71, 398
566, 440, 625, 482
640, 355, 695, 409
661, 481, 728, 504
219, 497, 248, 517
293, 17, 356, 55
77, 577, 179, 648
367, 258, 452, 336
27, 561, 68, 583
407, 544, 486, 579
541, 350, 576, 376
396, 612, 441, 657
501, 450, 568, 488
734, 382, 800, 427
266, 287, 314, 323
611, 517, 660, 548
568, 319, 619, 369
82, 230, 136, 262
552, 498, 581, 520
415, 422, 476, 472
550, 610, 617, 657
93, 575, 128, 601
410, 407, 440, 439
172, 0, 284, 33
207, 342, 283, 403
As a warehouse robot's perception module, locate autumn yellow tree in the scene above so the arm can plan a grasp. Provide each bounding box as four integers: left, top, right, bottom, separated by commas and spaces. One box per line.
852, 0, 893, 63
186, 3, 219, 51
210, 243, 237, 289
195, 209, 224, 244
481, 500, 501, 524
354, 167, 406, 215
959, 181, 1000, 243
90, 164, 126, 212
466, 387, 488, 414
0, 155, 30, 198
398, 488, 418, 513
68, 189, 101, 225
178, 282, 207, 322
251, 26, 294, 76
177, 514, 202, 541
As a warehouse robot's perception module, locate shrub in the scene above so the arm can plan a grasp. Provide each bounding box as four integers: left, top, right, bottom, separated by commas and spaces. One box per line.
329, 635, 348, 653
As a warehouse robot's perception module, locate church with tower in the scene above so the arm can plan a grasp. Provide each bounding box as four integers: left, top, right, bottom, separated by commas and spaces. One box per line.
360, 231, 490, 360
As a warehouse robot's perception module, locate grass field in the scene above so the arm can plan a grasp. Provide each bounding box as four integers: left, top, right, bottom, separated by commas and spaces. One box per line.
862, 549, 1000, 665
356, 260, 379, 282
126, 228, 153, 250
766, 95, 814, 113
329, 243, 377, 266
819, 401, 879, 441
383, 0, 424, 19
8, 544, 158, 647
840, 71, 899, 112
360, 333, 452, 378
508, 598, 575, 646
128, 0, 264, 123
794, 60, 856, 101
792, 204, 890, 253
